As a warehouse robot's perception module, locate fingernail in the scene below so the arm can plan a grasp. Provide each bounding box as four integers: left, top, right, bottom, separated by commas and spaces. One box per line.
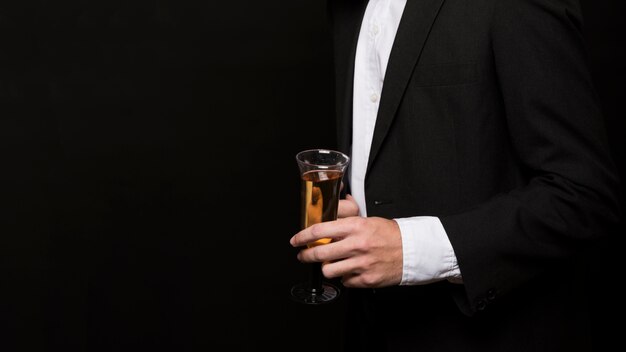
289, 237, 295, 246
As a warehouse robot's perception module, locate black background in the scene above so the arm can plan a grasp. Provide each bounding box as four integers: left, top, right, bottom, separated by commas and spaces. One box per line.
1, 1, 623, 351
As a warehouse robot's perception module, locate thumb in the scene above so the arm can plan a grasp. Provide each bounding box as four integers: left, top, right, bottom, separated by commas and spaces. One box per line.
338, 194, 360, 218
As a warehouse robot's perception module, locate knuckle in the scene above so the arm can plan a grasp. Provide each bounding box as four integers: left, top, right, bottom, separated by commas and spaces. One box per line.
357, 236, 376, 253
321, 264, 335, 278
350, 216, 366, 229
311, 249, 322, 262
361, 273, 380, 288
344, 217, 365, 236
310, 224, 323, 238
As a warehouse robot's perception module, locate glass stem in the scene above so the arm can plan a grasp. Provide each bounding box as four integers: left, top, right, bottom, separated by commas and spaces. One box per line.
309, 262, 324, 294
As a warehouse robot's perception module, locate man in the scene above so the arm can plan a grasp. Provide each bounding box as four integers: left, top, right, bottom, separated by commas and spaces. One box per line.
290, 0, 622, 351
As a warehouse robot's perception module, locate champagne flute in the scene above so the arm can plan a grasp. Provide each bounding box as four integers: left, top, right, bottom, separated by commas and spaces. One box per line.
290, 149, 350, 305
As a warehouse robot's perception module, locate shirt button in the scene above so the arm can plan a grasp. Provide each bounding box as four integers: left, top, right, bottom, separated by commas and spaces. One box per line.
371, 24, 380, 36
370, 94, 379, 103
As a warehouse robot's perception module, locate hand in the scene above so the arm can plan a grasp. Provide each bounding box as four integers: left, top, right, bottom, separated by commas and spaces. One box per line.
338, 194, 360, 218
290, 215, 403, 288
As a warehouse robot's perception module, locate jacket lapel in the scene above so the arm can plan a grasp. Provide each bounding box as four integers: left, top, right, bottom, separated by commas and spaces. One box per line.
333, 0, 368, 157
366, 0, 446, 177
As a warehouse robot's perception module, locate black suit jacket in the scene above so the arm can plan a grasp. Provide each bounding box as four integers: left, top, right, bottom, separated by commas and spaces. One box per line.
328, 0, 622, 351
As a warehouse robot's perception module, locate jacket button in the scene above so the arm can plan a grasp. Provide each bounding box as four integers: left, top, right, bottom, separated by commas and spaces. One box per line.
476, 300, 487, 311
487, 289, 497, 301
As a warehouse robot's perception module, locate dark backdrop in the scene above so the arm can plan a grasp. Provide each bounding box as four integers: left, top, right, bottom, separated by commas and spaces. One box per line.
1, 1, 623, 351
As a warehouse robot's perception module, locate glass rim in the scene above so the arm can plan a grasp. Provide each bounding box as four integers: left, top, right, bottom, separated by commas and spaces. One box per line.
295, 148, 350, 168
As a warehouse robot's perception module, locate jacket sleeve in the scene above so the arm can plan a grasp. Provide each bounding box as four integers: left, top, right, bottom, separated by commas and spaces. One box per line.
440, 0, 623, 315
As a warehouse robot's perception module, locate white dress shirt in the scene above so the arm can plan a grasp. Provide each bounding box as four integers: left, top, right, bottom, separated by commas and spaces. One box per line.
351, 0, 462, 285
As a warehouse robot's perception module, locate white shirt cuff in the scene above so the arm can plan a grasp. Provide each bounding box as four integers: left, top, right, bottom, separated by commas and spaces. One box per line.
394, 216, 463, 285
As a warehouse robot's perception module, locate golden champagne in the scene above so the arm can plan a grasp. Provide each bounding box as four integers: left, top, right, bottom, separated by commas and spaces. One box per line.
300, 169, 343, 248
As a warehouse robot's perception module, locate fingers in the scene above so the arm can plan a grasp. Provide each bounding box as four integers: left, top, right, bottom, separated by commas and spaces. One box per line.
290, 217, 359, 247
340, 273, 376, 288
338, 194, 360, 218
296, 236, 356, 264
298, 243, 378, 288
320, 257, 362, 279
322, 257, 402, 288
321, 259, 385, 288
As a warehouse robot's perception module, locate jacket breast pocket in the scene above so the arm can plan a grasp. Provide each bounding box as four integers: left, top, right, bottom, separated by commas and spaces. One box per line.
410, 62, 479, 87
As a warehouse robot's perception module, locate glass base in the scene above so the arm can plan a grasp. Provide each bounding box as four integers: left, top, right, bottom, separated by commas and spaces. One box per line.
290, 282, 340, 305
